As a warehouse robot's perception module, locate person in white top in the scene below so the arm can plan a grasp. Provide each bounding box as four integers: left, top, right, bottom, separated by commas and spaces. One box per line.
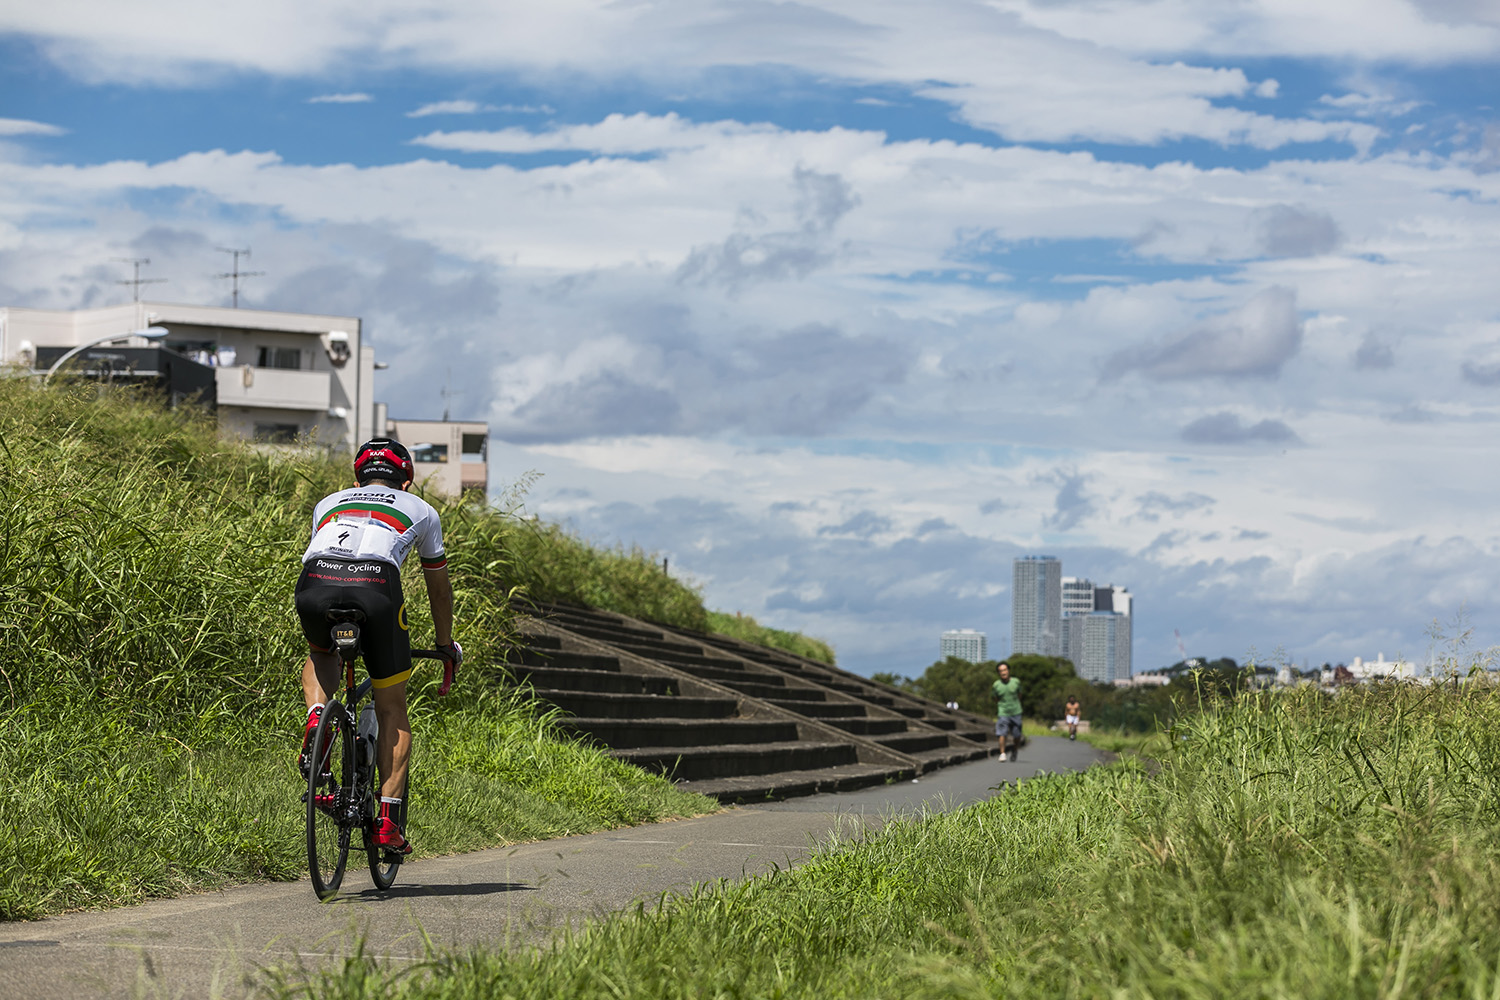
294, 438, 461, 855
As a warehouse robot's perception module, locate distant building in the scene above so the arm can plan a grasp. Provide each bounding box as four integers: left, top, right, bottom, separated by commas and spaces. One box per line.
3, 301, 489, 498
2, 301, 375, 449
940, 629, 987, 664
1062, 576, 1095, 617
382, 414, 490, 497
1324, 654, 1416, 684
1113, 672, 1169, 688
1013, 556, 1062, 656
1060, 576, 1133, 681
1067, 611, 1132, 684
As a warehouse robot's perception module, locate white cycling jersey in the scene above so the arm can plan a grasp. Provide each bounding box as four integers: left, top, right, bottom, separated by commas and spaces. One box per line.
302, 486, 447, 571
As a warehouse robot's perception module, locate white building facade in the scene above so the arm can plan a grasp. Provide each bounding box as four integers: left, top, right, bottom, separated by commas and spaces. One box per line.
940, 629, 988, 664
1059, 574, 1133, 682
3, 301, 490, 497
1, 301, 375, 449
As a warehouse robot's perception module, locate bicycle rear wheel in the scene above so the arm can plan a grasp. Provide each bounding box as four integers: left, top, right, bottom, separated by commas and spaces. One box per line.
306, 700, 354, 900
365, 754, 408, 891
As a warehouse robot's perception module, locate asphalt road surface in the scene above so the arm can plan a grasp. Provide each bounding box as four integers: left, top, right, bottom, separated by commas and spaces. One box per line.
0, 735, 1106, 999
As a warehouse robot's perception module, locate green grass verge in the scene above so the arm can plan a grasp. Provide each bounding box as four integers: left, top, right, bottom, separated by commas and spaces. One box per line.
704, 610, 835, 665
0, 381, 724, 920
263, 682, 1500, 998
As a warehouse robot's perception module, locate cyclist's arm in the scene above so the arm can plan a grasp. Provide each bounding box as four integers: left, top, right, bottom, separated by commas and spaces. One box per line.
423, 565, 454, 648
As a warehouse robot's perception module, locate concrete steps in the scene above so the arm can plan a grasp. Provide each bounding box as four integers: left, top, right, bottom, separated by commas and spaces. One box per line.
508, 600, 998, 802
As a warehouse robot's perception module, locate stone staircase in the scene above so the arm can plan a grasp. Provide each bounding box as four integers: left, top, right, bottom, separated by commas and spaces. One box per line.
504, 602, 997, 803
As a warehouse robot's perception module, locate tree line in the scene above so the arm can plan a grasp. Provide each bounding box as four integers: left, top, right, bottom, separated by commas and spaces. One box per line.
873, 655, 1255, 733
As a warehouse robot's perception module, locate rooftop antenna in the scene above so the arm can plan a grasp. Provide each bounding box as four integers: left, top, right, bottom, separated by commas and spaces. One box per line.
440, 368, 462, 422
113, 257, 167, 303
215, 247, 265, 308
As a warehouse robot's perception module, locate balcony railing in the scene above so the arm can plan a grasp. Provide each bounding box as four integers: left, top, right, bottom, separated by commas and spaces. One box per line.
215, 366, 331, 411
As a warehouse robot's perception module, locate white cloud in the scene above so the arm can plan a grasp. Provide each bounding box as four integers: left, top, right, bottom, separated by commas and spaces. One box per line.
407, 99, 495, 117
989, 0, 1500, 62
0, 118, 66, 136
412, 112, 779, 155
1, 2, 1381, 149
307, 92, 373, 104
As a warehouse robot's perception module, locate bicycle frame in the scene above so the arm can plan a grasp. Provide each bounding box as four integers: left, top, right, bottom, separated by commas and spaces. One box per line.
306, 613, 445, 900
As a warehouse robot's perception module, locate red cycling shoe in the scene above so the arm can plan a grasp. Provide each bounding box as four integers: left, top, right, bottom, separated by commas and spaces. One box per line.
372, 815, 413, 855
298, 706, 331, 778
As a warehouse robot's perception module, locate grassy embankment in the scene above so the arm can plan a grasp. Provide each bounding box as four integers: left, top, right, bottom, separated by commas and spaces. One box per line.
0, 380, 843, 919
268, 681, 1500, 998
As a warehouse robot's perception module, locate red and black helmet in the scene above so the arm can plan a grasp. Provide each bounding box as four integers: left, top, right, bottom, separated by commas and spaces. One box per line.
353, 438, 415, 488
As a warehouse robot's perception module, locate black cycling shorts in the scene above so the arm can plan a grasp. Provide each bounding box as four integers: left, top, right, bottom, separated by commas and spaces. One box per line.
294, 557, 412, 688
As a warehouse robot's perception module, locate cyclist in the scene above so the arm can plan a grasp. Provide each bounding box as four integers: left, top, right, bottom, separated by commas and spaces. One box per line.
294, 438, 461, 855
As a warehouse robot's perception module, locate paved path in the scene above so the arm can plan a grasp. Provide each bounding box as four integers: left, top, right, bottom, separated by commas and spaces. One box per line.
0, 736, 1106, 999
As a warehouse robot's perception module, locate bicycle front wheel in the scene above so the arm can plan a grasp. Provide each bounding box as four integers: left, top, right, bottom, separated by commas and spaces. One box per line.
306, 700, 354, 900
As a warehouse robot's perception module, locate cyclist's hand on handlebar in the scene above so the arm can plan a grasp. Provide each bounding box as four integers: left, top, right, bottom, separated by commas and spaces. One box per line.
437, 639, 462, 695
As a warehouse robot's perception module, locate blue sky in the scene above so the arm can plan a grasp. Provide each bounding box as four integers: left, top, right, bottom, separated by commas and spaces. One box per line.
3, 1, 1500, 676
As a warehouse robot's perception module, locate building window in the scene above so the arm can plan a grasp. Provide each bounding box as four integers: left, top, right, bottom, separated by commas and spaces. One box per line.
257, 346, 301, 370
411, 442, 449, 463
253, 422, 301, 444
461, 433, 488, 462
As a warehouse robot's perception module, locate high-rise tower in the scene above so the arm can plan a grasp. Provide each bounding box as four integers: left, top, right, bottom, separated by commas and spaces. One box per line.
1012, 556, 1062, 656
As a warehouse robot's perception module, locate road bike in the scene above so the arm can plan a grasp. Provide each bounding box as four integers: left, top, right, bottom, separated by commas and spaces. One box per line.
304, 608, 451, 901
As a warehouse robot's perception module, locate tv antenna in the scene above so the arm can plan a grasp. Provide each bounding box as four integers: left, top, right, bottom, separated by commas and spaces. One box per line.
440, 370, 463, 422
215, 247, 265, 308
113, 257, 167, 303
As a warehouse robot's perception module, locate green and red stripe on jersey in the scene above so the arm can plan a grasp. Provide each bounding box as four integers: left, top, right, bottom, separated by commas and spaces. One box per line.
420, 554, 448, 570
317, 503, 415, 533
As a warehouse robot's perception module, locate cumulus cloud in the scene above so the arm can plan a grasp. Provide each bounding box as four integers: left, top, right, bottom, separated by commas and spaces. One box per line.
2, 4, 1382, 149
1255, 204, 1341, 257
1181, 412, 1302, 446
1461, 349, 1500, 386
1045, 472, 1095, 532
677, 166, 858, 291
1135, 491, 1215, 522
1353, 332, 1396, 370
818, 511, 894, 538
0, 117, 66, 136
1102, 286, 1303, 381
307, 92, 372, 104
412, 112, 775, 155
494, 319, 913, 443
407, 99, 496, 117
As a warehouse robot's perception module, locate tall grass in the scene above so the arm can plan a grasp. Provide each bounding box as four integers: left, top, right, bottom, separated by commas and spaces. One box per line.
266, 682, 1500, 998
0, 380, 715, 920
705, 610, 835, 665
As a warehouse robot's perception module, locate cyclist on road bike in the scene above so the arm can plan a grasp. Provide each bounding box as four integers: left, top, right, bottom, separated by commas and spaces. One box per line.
294, 438, 461, 855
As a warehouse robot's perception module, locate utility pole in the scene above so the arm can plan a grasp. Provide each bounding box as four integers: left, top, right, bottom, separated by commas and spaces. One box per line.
215, 247, 265, 308
113, 257, 167, 303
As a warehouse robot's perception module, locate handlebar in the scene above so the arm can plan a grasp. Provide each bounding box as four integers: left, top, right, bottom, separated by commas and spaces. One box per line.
411, 648, 458, 695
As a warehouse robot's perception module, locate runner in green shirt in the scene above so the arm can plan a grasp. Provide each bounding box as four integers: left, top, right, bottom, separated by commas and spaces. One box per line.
992, 661, 1023, 762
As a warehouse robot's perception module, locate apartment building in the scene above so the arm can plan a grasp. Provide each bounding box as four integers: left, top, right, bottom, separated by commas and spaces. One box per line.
940, 628, 988, 664
2, 301, 376, 447
2, 300, 489, 498
1012, 556, 1062, 656
382, 416, 490, 496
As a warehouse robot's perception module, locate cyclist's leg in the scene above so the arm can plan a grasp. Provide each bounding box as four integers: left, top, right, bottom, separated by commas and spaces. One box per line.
302, 649, 341, 707
357, 575, 413, 804
370, 679, 412, 799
